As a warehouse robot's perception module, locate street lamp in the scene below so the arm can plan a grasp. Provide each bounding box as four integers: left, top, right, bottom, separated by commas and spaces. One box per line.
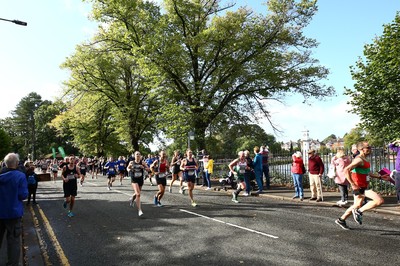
188, 131, 195, 149
0, 17, 27, 26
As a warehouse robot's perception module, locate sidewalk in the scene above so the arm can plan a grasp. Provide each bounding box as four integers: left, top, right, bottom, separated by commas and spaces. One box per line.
199, 179, 400, 216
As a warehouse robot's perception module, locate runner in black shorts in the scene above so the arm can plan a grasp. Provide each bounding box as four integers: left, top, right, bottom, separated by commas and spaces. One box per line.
180, 149, 198, 207
77, 156, 88, 186
169, 150, 183, 193
151, 150, 169, 207
62, 155, 80, 217
104, 157, 117, 190
127, 151, 148, 216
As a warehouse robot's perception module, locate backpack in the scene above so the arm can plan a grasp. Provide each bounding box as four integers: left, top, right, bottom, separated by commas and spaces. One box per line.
27, 174, 36, 185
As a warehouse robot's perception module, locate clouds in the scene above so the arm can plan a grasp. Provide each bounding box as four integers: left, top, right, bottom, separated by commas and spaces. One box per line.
261, 96, 360, 142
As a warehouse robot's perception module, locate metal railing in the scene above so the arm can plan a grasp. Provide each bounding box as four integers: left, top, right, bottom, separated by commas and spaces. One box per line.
211, 147, 397, 195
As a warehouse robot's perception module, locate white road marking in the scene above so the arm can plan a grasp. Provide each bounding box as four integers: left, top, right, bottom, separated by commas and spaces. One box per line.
180, 209, 279, 239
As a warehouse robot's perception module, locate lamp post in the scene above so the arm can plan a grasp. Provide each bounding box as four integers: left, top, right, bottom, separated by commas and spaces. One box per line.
188, 131, 195, 149
0, 17, 27, 26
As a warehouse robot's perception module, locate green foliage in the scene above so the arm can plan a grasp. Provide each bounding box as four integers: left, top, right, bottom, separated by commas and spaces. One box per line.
345, 12, 400, 144
343, 127, 365, 148
0, 127, 11, 159
88, 0, 334, 150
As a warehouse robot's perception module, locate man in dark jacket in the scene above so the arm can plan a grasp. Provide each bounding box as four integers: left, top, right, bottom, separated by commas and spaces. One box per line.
0, 153, 28, 266
308, 149, 324, 202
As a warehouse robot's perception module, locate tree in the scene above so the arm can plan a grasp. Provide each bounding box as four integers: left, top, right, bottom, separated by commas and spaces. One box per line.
343, 127, 365, 148
0, 127, 11, 159
345, 12, 400, 144
11, 92, 44, 159
51, 95, 127, 157
89, 0, 334, 150
322, 134, 336, 143
61, 42, 160, 151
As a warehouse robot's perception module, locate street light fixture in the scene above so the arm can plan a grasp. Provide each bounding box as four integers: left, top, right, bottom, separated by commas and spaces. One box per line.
0, 17, 27, 26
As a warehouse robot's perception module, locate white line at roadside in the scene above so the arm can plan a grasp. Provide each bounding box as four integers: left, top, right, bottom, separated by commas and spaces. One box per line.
180, 209, 279, 239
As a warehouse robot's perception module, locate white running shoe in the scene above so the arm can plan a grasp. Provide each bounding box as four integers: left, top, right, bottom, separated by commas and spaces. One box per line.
107, 186, 111, 191
169, 187, 172, 193
138, 210, 143, 216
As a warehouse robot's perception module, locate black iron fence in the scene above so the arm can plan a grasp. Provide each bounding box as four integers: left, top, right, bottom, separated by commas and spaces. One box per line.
211, 147, 397, 195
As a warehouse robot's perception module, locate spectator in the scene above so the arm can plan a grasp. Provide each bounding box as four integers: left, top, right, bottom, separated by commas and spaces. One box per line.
260, 145, 270, 189
351, 144, 360, 158
388, 140, 400, 204
308, 149, 324, 202
0, 153, 28, 266
25, 161, 39, 205
331, 148, 351, 206
291, 151, 305, 201
204, 155, 214, 190
243, 150, 254, 196
253, 146, 264, 193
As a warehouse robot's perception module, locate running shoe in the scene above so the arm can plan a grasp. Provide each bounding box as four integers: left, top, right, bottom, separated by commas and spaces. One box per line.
352, 208, 363, 225
206, 187, 212, 190
63, 201, 67, 209
232, 192, 239, 203
107, 186, 111, 191
154, 196, 158, 206
120, 182, 122, 186
67, 211, 74, 217
157, 202, 163, 207
168, 187, 172, 193
335, 218, 350, 230
191, 201, 197, 207
138, 210, 143, 217
243, 192, 249, 197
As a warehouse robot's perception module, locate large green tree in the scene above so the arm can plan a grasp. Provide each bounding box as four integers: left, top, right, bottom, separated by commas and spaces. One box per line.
61, 43, 160, 151
11, 92, 44, 159
51, 94, 128, 157
88, 0, 334, 150
346, 12, 400, 143
0, 127, 11, 159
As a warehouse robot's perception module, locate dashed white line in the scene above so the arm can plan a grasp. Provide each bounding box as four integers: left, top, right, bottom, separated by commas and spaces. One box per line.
180, 209, 279, 239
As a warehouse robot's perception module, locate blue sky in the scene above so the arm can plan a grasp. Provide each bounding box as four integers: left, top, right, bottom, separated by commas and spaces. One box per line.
1, 0, 399, 144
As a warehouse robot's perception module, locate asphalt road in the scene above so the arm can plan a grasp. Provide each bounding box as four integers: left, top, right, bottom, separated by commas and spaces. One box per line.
27, 177, 400, 265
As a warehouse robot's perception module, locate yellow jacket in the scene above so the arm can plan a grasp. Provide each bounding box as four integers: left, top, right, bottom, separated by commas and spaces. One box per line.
205, 159, 214, 174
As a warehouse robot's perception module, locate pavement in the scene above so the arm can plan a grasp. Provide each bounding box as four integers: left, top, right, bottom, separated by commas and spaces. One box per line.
5, 179, 399, 265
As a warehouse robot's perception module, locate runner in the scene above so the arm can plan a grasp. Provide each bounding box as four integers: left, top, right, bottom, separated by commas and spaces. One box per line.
151, 150, 169, 207
92, 156, 99, 179
50, 158, 59, 183
180, 149, 198, 207
104, 157, 117, 190
127, 151, 148, 216
77, 156, 88, 186
116, 156, 126, 186
335, 142, 390, 230
144, 154, 155, 186
228, 151, 248, 203
169, 150, 183, 193
61, 155, 81, 217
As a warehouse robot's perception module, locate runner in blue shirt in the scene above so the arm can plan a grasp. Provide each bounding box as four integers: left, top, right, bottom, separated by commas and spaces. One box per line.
116, 156, 126, 186
105, 157, 117, 190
